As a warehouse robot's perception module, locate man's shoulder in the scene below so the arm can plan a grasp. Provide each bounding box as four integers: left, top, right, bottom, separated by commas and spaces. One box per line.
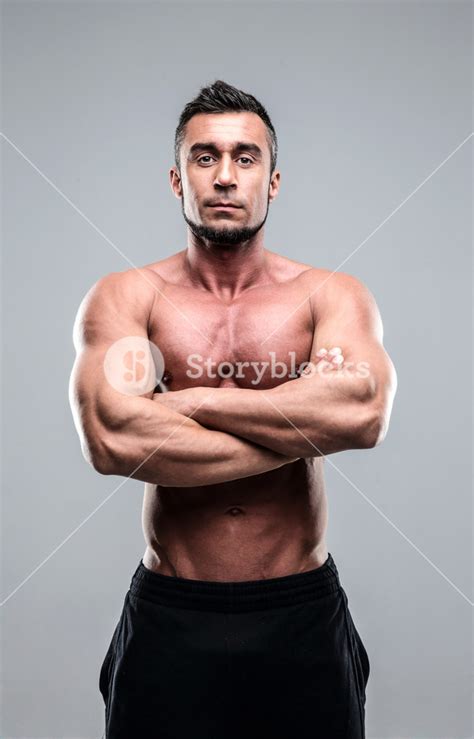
298, 268, 378, 321
299, 266, 368, 294
77, 266, 164, 325
94, 264, 166, 296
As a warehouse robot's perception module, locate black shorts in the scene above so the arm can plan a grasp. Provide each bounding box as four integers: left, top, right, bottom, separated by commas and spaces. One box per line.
99, 553, 370, 738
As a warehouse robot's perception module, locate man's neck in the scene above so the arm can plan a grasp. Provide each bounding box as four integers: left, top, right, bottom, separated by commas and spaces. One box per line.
184, 236, 271, 301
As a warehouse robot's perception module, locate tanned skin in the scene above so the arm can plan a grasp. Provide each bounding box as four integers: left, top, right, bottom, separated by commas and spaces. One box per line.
69, 111, 397, 581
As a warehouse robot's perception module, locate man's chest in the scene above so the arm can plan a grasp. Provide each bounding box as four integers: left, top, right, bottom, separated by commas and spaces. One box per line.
148, 283, 315, 390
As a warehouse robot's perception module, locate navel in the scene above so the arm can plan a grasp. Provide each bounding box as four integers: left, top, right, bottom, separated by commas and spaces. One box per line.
226, 506, 245, 516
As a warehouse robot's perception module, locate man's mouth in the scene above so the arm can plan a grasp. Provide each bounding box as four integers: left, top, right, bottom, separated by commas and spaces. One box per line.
208, 202, 242, 209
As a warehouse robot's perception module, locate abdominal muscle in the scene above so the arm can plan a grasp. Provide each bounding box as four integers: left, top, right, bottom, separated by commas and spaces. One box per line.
141, 457, 329, 582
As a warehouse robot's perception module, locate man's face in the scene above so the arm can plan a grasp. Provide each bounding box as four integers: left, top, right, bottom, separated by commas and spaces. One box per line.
170, 112, 280, 246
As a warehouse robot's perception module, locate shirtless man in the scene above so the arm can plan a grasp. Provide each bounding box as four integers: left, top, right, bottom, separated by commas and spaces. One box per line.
69, 80, 397, 739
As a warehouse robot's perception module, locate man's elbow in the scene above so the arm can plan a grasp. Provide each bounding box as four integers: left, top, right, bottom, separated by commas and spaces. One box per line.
90, 452, 114, 476
353, 369, 396, 449
86, 429, 163, 483
82, 433, 116, 475
356, 403, 390, 449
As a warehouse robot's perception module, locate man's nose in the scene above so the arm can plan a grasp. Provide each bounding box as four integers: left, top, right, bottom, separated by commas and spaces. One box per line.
214, 157, 237, 188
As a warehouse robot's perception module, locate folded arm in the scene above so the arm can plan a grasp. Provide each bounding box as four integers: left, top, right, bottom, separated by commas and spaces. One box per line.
68, 269, 298, 488
157, 271, 397, 458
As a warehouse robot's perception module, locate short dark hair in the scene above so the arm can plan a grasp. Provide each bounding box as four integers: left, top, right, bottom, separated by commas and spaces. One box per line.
174, 79, 278, 175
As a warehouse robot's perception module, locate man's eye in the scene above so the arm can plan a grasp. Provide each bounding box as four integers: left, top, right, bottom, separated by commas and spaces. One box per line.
196, 156, 253, 165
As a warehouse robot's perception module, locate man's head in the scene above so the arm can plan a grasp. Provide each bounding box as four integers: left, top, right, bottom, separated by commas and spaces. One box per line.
170, 80, 280, 247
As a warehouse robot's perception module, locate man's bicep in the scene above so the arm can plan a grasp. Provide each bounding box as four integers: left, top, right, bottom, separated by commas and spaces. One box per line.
309, 272, 397, 402
69, 269, 160, 467
310, 272, 382, 361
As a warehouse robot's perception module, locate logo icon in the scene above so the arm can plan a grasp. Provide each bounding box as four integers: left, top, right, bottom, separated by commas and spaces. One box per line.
103, 337, 165, 396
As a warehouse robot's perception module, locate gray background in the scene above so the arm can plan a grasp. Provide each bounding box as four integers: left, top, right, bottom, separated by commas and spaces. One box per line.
1, 1, 472, 737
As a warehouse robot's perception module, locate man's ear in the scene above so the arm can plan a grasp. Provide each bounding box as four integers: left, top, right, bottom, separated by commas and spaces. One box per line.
269, 170, 280, 203
169, 167, 183, 199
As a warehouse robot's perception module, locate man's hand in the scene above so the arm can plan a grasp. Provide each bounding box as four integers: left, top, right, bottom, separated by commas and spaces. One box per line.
303, 346, 345, 375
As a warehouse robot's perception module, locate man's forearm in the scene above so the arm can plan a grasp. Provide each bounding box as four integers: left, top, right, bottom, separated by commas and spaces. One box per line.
183, 374, 380, 457
99, 395, 298, 486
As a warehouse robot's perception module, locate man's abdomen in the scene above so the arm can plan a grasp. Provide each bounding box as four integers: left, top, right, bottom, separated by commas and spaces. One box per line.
141, 459, 328, 581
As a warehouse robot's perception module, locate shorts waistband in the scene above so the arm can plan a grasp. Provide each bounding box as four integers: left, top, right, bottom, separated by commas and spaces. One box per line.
129, 553, 341, 612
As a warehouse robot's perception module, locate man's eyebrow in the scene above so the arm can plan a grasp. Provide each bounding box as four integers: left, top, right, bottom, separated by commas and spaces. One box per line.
188, 141, 263, 158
